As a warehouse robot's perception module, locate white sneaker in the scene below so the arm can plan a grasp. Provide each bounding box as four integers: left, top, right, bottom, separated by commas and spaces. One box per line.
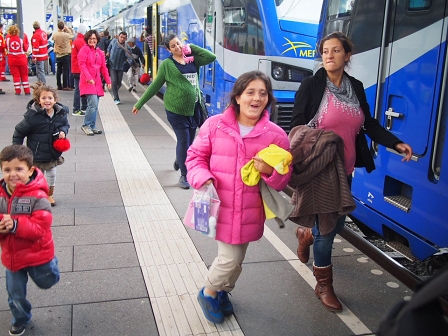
81, 125, 94, 136
114, 100, 121, 105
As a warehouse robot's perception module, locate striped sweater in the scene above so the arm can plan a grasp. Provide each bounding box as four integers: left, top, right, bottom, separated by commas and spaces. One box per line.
288, 125, 356, 235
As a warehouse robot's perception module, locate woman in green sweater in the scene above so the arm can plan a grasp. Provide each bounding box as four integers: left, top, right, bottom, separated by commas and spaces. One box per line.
132, 34, 216, 189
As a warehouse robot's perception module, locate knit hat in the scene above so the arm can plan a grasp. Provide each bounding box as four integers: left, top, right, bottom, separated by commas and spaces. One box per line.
127, 37, 135, 43
33, 21, 40, 29
77, 23, 88, 35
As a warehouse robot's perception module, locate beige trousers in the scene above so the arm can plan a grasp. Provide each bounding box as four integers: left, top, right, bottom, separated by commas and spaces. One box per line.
205, 241, 249, 292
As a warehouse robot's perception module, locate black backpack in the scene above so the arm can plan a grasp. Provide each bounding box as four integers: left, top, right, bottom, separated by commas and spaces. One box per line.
376, 265, 448, 336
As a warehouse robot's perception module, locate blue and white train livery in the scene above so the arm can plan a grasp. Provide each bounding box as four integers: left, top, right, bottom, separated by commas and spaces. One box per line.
96, 0, 323, 132
315, 0, 448, 263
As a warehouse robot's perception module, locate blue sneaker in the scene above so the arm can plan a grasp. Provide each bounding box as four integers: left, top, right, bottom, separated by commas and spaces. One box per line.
178, 175, 190, 189
218, 291, 234, 316
197, 288, 224, 324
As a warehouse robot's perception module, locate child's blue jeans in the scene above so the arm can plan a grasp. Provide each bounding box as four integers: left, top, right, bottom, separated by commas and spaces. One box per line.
5, 257, 60, 327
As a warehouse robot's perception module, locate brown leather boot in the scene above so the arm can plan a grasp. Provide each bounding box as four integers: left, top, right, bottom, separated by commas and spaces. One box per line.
313, 264, 343, 312
48, 186, 56, 206
295, 227, 314, 263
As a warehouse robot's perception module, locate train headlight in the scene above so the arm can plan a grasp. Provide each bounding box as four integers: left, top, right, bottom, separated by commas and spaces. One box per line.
272, 65, 285, 80
271, 62, 313, 83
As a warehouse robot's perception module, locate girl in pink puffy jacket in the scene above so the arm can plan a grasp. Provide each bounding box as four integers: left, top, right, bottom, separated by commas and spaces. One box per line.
186, 70, 291, 324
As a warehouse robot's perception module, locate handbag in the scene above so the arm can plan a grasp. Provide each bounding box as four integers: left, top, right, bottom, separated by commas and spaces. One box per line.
139, 72, 151, 84
198, 90, 208, 127
122, 60, 132, 72
183, 183, 220, 238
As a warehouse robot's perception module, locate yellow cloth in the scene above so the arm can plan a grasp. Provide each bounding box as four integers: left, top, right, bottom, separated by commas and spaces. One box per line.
241, 144, 292, 219
241, 144, 292, 186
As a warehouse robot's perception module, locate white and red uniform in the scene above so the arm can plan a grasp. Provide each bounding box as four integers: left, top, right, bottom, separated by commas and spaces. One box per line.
31, 28, 48, 61
6, 33, 30, 94
0, 32, 7, 80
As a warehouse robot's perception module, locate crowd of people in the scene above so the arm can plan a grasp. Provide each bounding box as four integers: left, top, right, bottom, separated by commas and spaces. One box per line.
0, 27, 417, 335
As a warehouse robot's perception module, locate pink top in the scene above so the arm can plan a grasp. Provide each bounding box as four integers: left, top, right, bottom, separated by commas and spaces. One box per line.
316, 89, 364, 174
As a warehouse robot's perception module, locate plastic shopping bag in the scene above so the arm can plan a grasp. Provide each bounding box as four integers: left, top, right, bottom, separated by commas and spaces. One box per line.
183, 183, 220, 238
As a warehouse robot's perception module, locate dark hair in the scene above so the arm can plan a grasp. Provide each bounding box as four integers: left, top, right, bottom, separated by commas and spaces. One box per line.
145, 27, 152, 34
57, 21, 65, 30
319, 31, 354, 55
103, 30, 110, 37
0, 24, 3, 28
119, 31, 127, 37
31, 82, 58, 104
0, 145, 34, 168
84, 30, 101, 43
229, 70, 275, 114
164, 34, 178, 49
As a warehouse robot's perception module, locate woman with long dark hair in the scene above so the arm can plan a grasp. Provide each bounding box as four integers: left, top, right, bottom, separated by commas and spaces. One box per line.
132, 34, 216, 189
290, 32, 413, 312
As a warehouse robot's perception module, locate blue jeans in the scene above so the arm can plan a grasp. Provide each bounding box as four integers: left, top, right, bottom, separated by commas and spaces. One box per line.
312, 175, 352, 267
83, 95, 99, 128
73, 75, 87, 111
35, 61, 46, 84
109, 68, 124, 100
6, 257, 60, 327
166, 109, 197, 176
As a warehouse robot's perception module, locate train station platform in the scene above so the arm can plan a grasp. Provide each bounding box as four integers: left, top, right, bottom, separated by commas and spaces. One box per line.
0, 74, 413, 336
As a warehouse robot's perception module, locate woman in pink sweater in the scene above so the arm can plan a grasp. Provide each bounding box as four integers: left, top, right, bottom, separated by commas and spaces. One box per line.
186, 70, 291, 323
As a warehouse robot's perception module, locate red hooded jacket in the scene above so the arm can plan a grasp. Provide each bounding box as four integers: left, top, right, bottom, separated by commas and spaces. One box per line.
0, 168, 55, 271
71, 32, 86, 74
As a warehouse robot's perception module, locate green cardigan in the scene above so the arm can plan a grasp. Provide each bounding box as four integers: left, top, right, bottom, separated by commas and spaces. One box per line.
134, 44, 216, 115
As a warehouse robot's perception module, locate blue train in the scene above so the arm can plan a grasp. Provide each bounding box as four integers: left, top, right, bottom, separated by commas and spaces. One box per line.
315, 0, 448, 264
95, 0, 323, 132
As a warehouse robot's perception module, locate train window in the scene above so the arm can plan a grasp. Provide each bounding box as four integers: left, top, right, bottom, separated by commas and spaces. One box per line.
167, 11, 178, 35
324, 0, 354, 36
408, 0, 432, 11
223, 7, 246, 26
223, 0, 264, 55
327, 0, 354, 19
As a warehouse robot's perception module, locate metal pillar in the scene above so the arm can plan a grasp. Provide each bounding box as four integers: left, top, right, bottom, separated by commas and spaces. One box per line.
17, 0, 24, 38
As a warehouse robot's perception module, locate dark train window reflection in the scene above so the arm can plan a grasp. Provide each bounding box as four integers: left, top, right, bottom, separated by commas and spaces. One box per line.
222, 0, 265, 55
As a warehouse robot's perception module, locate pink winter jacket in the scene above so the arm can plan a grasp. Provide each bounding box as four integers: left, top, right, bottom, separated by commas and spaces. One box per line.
78, 44, 111, 96
186, 106, 291, 244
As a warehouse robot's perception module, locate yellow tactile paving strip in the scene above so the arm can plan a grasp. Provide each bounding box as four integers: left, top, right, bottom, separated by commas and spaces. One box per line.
99, 92, 244, 336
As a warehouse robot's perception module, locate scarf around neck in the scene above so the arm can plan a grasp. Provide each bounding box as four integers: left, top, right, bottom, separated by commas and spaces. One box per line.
326, 75, 359, 106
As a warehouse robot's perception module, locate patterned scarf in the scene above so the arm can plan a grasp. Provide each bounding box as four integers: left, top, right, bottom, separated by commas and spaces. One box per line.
326, 75, 359, 106
307, 74, 362, 129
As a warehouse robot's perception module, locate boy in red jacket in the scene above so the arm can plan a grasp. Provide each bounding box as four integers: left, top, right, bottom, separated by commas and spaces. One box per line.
0, 144, 60, 336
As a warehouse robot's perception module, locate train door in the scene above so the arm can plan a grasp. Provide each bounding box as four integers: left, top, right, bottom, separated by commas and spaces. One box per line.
381, 0, 446, 155
350, 0, 448, 258
200, 0, 218, 113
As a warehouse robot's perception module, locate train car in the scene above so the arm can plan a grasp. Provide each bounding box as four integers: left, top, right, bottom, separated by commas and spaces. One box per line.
96, 0, 323, 132
314, 0, 448, 265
